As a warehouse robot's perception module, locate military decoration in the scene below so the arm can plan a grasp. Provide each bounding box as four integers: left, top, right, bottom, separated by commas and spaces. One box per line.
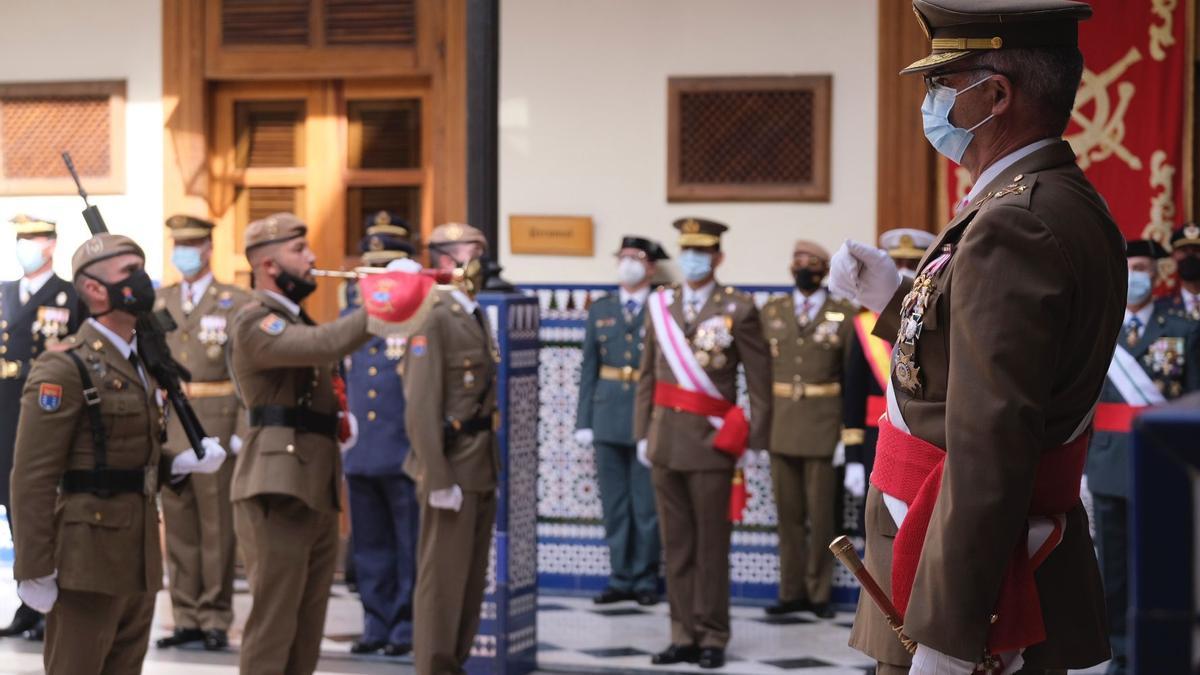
893, 246, 953, 394
200, 315, 229, 360
55, 291, 67, 306
33, 307, 71, 339
1146, 337, 1184, 379
813, 320, 841, 346
38, 383, 63, 412
693, 315, 734, 370
385, 335, 407, 360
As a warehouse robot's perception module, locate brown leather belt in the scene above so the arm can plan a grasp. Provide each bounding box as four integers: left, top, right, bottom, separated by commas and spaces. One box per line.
599, 365, 640, 382
772, 381, 841, 400
0, 359, 25, 379
183, 380, 236, 398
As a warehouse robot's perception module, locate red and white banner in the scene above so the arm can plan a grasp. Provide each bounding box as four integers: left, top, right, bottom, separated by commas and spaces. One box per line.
944, 0, 1195, 284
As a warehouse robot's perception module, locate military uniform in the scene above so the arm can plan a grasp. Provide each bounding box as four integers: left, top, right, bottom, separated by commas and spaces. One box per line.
154, 215, 250, 646
634, 218, 772, 664
10, 234, 182, 674
575, 236, 667, 602
342, 214, 420, 654
1157, 223, 1200, 322
229, 213, 372, 674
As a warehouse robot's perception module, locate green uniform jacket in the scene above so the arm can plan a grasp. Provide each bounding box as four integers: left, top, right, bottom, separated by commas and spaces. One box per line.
576, 293, 646, 445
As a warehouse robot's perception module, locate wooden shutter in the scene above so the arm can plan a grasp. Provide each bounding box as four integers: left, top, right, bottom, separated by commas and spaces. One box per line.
221, 0, 310, 46
325, 0, 416, 46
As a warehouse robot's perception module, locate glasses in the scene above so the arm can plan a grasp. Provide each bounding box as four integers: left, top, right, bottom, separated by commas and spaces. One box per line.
923, 67, 999, 95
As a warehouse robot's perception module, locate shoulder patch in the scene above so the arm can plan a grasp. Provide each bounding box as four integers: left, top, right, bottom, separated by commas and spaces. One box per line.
410, 335, 428, 357
38, 383, 63, 412
259, 314, 287, 336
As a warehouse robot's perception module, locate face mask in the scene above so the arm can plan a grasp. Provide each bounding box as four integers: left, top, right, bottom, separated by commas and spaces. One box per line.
171, 245, 205, 278
1177, 256, 1200, 282
677, 250, 713, 282
921, 76, 995, 164
87, 268, 156, 317
1127, 270, 1153, 305
15, 239, 48, 274
793, 268, 823, 292
273, 265, 317, 304
617, 257, 647, 287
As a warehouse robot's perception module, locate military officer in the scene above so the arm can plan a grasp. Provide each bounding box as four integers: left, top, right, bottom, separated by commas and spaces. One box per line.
0, 215, 81, 640
575, 235, 668, 607
832, 2, 1121, 673
1086, 239, 1199, 675
404, 222, 499, 675
11, 233, 226, 674
760, 240, 854, 619
341, 212, 420, 657
229, 212, 376, 675
840, 229, 934, 530
634, 218, 772, 669
1158, 222, 1200, 321
152, 215, 250, 652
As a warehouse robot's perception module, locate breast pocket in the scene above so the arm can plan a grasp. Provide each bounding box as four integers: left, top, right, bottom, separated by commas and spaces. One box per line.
101, 392, 149, 446
447, 350, 487, 414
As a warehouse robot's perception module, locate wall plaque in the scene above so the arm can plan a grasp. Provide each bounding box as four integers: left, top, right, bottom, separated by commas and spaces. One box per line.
509, 215, 593, 256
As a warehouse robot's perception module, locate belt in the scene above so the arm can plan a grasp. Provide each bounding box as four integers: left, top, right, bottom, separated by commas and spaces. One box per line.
599, 365, 640, 382
61, 466, 158, 497
445, 413, 497, 437
249, 405, 339, 438
182, 380, 236, 398
0, 359, 26, 380
652, 382, 748, 457
772, 381, 841, 400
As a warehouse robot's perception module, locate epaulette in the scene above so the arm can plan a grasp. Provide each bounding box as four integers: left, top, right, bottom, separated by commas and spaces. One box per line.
978, 172, 1038, 213
47, 335, 79, 353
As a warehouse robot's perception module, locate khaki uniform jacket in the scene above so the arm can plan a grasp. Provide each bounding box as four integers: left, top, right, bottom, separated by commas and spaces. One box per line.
763, 292, 855, 457
11, 321, 171, 595
402, 289, 500, 494
228, 292, 370, 512
634, 284, 772, 470
866, 141, 1122, 667
157, 280, 251, 451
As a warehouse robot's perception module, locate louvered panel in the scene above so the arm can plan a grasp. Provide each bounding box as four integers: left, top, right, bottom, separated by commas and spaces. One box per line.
324, 0, 416, 46
678, 89, 815, 185
348, 99, 420, 169
235, 101, 304, 168
222, 0, 310, 46
1, 95, 111, 178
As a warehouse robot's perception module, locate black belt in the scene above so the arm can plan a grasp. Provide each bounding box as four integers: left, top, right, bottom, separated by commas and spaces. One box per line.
444, 414, 494, 439
61, 468, 149, 497
249, 405, 339, 438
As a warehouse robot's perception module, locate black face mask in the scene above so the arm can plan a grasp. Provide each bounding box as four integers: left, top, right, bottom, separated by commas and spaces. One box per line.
274, 265, 317, 303
86, 269, 156, 317
1178, 256, 1200, 282
793, 268, 823, 292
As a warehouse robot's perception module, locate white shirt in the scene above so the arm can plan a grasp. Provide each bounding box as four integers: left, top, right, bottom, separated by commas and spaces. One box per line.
619, 287, 650, 315
19, 269, 54, 303
88, 318, 148, 389
181, 272, 213, 309
681, 280, 715, 316
964, 137, 1058, 204
450, 289, 478, 315
262, 290, 301, 317
792, 288, 826, 324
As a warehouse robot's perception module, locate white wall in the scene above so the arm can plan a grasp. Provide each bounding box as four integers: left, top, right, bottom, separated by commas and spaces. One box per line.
0, 0, 163, 282
499, 0, 879, 285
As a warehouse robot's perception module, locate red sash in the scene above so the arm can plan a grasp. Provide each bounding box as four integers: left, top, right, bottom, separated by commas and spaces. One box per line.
1093, 402, 1137, 433
653, 382, 749, 457
870, 418, 1089, 653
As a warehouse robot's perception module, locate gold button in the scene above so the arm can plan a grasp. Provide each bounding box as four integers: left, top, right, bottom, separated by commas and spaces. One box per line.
93, 512, 102, 521
796, 338, 805, 345
0, 320, 6, 328
1, 332, 7, 340
181, 334, 189, 342
625, 334, 633, 342
181, 352, 189, 361
368, 389, 377, 399
368, 366, 378, 376
795, 357, 803, 364
624, 351, 632, 359
369, 347, 378, 355
367, 411, 377, 421
286, 444, 295, 453
0, 346, 6, 354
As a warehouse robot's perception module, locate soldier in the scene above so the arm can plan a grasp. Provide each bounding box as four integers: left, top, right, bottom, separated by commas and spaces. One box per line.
1086, 239, 1200, 675
575, 236, 668, 607
761, 240, 854, 619
404, 222, 499, 675
229, 212, 376, 675
1158, 222, 1200, 321
832, 2, 1122, 673
342, 212, 420, 657
10, 233, 226, 674
0, 215, 81, 640
635, 218, 772, 670
152, 215, 250, 652
841, 229, 934, 526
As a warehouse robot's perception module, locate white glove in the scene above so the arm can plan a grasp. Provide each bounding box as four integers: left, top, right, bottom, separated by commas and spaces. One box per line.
844, 462, 866, 498
909, 644, 977, 675
171, 437, 227, 476
339, 412, 359, 454
736, 452, 751, 469
230, 434, 243, 455
832, 440, 846, 467
830, 240, 902, 313
386, 258, 423, 273
636, 439, 651, 468
429, 485, 464, 512
573, 428, 594, 446
17, 572, 58, 613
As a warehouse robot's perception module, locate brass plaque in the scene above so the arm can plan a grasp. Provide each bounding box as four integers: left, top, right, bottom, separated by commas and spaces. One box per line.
509, 215, 593, 256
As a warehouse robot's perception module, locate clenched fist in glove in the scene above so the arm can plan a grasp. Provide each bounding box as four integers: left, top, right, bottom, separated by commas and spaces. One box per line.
829, 241, 902, 313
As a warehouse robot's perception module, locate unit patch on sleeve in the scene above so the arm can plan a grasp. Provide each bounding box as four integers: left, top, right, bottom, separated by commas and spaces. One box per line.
39, 383, 63, 412
410, 335, 427, 357
259, 314, 287, 336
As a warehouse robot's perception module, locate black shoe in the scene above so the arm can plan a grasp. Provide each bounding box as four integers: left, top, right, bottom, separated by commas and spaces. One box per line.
764, 598, 810, 615
202, 629, 229, 651
592, 587, 636, 605
157, 627, 205, 648
651, 644, 699, 665
0, 604, 41, 638
382, 642, 412, 657
810, 602, 837, 619
23, 618, 44, 642
350, 639, 386, 654
698, 647, 725, 669
635, 590, 660, 606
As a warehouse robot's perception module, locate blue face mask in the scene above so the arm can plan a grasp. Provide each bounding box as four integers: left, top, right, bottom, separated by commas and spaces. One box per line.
15, 238, 48, 274
1127, 270, 1153, 305
677, 249, 713, 282
172, 245, 205, 278
921, 75, 995, 164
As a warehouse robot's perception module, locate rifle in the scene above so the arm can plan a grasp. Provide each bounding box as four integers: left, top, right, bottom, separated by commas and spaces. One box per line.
62, 152, 209, 459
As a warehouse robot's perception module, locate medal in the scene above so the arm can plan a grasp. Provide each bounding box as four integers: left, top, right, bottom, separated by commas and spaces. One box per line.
695, 350, 711, 367
207, 344, 223, 360
895, 351, 921, 393
464, 370, 476, 389
712, 352, 727, 369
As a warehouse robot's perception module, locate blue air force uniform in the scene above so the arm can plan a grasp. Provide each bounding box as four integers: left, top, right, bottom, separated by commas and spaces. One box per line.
342, 214, 420, 653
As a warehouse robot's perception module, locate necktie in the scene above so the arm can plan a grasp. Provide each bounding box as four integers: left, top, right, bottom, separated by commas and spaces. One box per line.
1125, 316, 1142, 347
19, 281, 30, 305
624, 299, 638, 316
127, 351, 149, 390
182, 284, 195, 314
472, 307, 488, 334
684, 297, 700, 325
797, 299, 812, 327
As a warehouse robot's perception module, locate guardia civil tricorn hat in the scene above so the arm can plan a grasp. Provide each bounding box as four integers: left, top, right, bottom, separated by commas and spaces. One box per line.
901, 0, 1093, 75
